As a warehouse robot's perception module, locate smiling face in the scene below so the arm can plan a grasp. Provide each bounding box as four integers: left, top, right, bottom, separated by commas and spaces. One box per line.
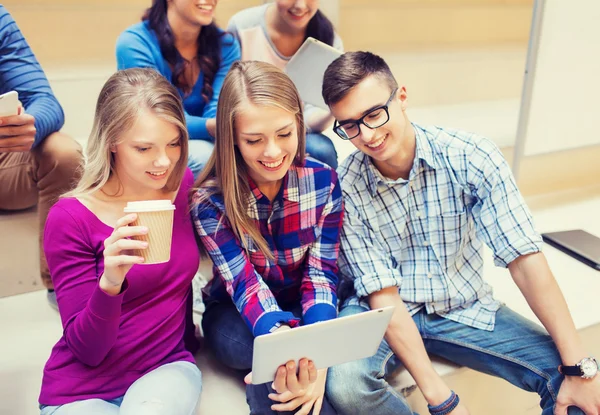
167, 0, 217, 28
234, 102, 299, 194
329, 75, 412, 172
112, 109, 182, 194
275, 0, 319, 31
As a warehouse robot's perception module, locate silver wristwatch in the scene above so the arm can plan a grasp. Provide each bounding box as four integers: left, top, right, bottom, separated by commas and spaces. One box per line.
559, 357, 599, 379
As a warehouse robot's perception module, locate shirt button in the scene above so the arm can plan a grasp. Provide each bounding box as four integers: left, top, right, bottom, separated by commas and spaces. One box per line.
415, 211, 422, 218
423, 241, 430, 247
427, 273, 433, 279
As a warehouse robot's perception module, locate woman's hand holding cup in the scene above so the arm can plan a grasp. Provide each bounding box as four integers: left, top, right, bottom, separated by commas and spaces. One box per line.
99, 213, 148, 295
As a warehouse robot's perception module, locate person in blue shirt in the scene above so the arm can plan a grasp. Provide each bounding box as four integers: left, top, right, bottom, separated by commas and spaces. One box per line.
0, 5, 82, 308
321, 51, 600, 415
116, 0, 240, 178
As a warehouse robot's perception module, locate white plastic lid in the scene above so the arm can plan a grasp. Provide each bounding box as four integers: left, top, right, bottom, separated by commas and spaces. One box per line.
123, 200, 176, 213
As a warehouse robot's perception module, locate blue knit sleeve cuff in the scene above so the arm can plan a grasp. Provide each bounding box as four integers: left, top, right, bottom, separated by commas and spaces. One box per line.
253, 311, 300, 337
303, 303, 337, 326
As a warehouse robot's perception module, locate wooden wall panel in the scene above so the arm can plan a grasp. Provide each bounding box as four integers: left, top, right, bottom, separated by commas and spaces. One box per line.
338, 4, 533, 51
2, 1, 261, 67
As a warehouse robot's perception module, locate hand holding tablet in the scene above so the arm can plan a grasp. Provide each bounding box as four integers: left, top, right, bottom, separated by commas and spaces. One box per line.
251, 306, 395, 385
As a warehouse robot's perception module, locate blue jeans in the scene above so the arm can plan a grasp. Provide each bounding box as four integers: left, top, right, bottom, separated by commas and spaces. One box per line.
306, 133, 338, 170
187, 139, 214, 179
40, 361, 202, 415
326, 305, 585, 415
202, 301, 338, 415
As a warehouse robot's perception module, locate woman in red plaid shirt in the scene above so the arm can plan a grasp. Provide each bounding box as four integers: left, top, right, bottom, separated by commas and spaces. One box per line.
192, 61, 343, 415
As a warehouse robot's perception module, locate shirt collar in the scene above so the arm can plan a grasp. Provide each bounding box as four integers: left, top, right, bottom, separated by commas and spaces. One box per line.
364, 123, 438, 197
246, 164, 301, 207
283, 164, 301, 203
413, 123, 438, 171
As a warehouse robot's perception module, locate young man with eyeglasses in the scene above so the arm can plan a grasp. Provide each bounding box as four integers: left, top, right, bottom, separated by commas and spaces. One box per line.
321, 51, 600, 415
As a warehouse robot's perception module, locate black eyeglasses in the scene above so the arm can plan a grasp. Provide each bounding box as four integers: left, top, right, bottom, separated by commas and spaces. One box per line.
333, 88, 398, 140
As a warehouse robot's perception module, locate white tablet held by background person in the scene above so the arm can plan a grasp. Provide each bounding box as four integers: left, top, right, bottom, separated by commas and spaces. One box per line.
285, 37, 342, 111
251, 306, 395, 385
0, 90, 19, 117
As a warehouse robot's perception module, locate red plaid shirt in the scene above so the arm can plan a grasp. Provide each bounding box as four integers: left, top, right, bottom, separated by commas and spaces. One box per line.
193, 159, 344, 336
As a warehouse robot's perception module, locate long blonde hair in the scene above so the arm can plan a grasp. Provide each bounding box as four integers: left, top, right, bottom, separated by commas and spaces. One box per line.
194, 61, 306, 258
65, 68, 189, 198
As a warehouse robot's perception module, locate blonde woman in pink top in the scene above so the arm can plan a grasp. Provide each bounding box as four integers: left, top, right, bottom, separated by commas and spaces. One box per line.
228, 0, 342, 169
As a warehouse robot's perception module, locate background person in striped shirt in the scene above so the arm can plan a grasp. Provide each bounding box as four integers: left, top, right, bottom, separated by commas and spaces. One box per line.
321, 51, 599, 415
0, 6, 82, 309
192, 61, 342, 415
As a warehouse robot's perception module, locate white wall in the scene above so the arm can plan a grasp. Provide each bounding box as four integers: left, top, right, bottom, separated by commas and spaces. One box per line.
517, 0, 600, 157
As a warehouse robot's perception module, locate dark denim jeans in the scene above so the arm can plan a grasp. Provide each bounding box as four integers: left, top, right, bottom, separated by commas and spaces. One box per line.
306, 133, 338, 170
326, 305, 585, 415
202, 301, 338, 415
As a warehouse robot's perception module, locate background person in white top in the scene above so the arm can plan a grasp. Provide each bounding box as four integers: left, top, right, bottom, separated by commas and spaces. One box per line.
227, 0, 342, 169
321, 51, 600, 415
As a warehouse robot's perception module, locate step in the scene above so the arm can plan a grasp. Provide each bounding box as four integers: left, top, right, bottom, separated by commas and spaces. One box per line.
382, 47, 527, 107
5, 1, 533, 68
339, 0, 534, 51
45, 65, 115, 144
43, 44, 526, 144
0, 208, 40, 298
3, 0, 261, 68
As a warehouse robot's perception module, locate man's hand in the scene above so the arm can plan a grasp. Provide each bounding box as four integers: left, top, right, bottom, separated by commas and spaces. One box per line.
555, 376, 600, 414
0, 110, 36, 153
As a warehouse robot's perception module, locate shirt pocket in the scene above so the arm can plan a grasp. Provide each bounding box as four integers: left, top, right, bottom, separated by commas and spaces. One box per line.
242, 234, 270, 274
430, 211, 469, 265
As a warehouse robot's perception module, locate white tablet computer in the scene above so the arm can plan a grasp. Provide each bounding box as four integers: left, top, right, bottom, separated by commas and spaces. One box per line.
251, 306, 395, 385
285, 37, 342, 110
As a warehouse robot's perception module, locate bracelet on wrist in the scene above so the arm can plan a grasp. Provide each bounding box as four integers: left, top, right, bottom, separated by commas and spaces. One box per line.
428, 390, 460, 415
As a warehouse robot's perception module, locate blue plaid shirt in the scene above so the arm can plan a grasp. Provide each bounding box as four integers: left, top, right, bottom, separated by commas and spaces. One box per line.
337, 123, 543, 331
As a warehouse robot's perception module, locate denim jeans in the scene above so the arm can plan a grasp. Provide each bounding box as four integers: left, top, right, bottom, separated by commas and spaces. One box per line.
187, 139, 214, 179
326, 305, 585, 415
306, 133, 338, 170
39, 361, 202, 415
202, 301, 338, 415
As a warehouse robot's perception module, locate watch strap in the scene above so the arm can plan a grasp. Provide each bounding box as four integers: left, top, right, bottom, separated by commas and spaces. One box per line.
560, 364, 583, 376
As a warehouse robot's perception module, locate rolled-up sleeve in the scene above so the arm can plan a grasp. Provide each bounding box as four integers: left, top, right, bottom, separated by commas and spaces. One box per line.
467, 138, 543, 267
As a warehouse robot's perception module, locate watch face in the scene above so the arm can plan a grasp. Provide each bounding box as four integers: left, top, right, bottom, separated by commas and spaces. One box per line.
581, 358, 599, 378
